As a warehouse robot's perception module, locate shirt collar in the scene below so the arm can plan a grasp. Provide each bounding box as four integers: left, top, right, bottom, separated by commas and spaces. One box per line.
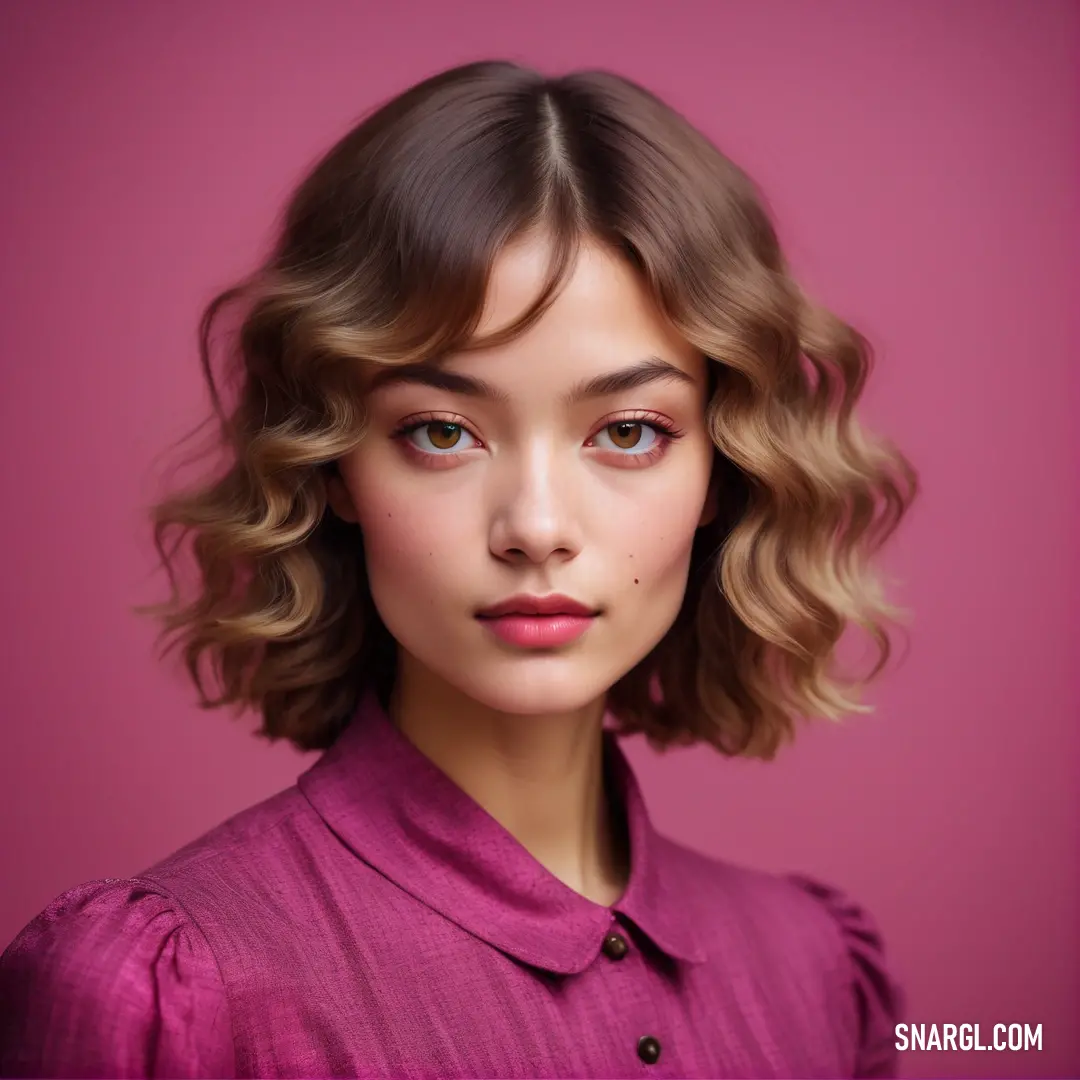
297, 693, 707, 974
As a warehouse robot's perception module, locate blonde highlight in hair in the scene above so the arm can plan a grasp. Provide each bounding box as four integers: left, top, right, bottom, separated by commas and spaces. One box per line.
136, 60, 918, 758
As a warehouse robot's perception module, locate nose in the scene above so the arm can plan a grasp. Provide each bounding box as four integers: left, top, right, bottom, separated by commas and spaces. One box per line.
488, 440, 583, 566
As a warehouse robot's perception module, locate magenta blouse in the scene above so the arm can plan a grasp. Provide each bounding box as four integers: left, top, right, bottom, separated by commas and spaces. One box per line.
0, 694, 903, 1078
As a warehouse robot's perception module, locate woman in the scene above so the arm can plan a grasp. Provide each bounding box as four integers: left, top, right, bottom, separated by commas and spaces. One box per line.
0, 60, 917, 1078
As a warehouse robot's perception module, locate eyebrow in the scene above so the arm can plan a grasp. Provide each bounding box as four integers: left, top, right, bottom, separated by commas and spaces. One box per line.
366, 355, 697, 405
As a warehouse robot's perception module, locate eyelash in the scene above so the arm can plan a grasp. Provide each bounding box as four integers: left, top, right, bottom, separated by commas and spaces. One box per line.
389, 410, 685, 468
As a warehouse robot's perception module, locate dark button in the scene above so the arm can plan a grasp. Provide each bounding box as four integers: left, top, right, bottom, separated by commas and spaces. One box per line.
637, 1035, 661, 1064
601, 930, 629, 959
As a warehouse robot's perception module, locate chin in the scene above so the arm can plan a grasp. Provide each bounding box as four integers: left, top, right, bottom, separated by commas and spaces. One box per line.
448, 654, 618, 718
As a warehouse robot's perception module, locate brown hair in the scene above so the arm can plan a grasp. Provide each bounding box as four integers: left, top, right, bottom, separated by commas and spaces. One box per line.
137, 60, 918, 759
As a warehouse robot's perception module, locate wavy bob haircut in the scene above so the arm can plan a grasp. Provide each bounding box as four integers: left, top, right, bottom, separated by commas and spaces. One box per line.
138, 60, 918, 759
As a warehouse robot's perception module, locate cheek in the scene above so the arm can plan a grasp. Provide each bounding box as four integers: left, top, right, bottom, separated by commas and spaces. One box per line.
343, 463, 475, 605
616, 510, 697, 587
603, 461, 712, 583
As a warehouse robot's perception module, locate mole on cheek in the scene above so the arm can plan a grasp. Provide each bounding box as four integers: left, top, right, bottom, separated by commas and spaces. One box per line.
634, 578, 639, 584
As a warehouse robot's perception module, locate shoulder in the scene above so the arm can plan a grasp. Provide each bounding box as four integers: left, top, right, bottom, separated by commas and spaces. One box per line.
658, 838, 904, 1077
0, 786, 321, 1077
656, 835, 899, 968
0, 877, 234, 1077
141, 784, 309, 881
657, 837, 858, 962
132, 784, 324, 916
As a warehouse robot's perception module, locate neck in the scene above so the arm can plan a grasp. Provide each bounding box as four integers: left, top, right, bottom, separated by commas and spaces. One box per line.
387, 652, 630, 907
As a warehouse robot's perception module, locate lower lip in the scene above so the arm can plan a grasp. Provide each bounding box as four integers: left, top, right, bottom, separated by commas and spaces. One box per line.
478, 614, 596, 648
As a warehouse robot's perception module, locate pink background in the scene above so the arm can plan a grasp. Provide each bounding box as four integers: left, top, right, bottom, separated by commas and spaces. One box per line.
1, 2, 1076, 1076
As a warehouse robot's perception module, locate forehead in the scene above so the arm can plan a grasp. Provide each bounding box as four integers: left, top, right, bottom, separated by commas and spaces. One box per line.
457, 234, 702, 386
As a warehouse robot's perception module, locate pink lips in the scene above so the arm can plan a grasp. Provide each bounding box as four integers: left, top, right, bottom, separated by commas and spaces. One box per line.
475, 594, 599, 648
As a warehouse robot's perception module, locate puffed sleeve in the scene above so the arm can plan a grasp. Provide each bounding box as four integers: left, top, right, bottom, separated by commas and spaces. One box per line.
787, 874, 905, 1079
0, 878, 235, 1079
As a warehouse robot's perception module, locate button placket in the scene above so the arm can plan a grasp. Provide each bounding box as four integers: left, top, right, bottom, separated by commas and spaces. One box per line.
599, 922, 663, 1068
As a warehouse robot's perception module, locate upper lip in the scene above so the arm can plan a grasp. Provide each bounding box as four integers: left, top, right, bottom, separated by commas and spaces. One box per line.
476, 594, 599, 618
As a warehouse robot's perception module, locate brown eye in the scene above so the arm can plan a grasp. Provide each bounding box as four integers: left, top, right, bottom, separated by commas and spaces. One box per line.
607, 421, 643, 449
402, 419, 479, 456
426, 422, 462, 450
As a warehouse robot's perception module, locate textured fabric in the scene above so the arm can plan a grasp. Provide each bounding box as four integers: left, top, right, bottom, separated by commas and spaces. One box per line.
0, 694, 904, 1078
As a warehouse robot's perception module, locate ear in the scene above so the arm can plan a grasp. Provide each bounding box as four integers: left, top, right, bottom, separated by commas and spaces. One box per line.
325, 469, 359, 524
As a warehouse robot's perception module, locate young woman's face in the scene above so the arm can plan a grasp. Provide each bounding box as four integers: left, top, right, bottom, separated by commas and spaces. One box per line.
329, 234, 715, 718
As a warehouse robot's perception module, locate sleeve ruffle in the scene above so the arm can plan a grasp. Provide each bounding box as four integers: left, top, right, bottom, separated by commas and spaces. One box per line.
0, 877, 234, 1078
787, 874, 905, 1078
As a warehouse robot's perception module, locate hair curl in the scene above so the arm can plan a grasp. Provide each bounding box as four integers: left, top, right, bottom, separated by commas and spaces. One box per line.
136, 60, 918, 759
